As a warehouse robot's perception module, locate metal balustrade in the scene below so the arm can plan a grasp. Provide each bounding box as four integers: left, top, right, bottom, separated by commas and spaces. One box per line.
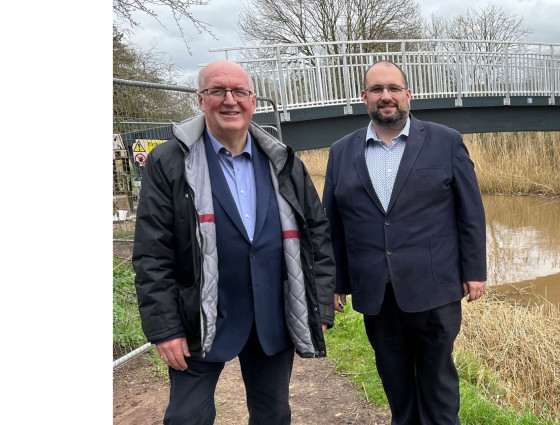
210, 39, 560, 119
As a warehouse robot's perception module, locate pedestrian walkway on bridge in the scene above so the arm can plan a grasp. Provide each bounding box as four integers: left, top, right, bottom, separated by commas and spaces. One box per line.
210, 39, 559, 149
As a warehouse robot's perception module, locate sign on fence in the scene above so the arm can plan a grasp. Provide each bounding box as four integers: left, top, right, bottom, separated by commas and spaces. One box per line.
131, 139, 167, 165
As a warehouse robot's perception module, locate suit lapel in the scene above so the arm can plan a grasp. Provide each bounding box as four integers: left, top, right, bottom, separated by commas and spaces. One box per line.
251, 138, 270, 243
353, 129, 385, 214
387, 117, 425, 213
204, 134, 250, 241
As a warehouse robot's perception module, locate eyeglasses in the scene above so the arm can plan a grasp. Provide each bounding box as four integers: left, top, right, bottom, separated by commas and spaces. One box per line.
199, 88, 253, 102
364, 85, 408, 95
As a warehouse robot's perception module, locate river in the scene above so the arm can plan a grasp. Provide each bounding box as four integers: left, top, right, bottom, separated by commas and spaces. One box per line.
484, 195, 560, 308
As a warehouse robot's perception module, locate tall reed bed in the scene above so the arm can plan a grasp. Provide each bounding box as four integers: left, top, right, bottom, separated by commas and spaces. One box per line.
465, 132, 560, 197
457, 292, 560, 420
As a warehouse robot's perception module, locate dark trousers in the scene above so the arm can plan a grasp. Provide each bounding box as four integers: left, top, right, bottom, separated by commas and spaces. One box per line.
363, 284, 462, 425
163, 324, 295, 425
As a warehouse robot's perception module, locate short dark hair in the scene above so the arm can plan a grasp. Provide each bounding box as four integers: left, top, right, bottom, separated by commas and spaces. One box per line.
363, 60, 408, 89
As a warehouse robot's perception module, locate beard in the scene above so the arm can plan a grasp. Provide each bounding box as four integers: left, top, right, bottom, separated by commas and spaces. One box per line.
368, 101, 409, 130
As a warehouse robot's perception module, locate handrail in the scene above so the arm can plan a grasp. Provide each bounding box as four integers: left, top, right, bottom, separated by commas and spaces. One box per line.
208, 39, 560, 117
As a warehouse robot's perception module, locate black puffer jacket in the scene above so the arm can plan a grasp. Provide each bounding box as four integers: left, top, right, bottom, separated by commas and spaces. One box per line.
133, 115, 336, 358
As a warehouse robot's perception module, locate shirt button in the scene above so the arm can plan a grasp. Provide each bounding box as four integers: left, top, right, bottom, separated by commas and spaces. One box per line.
245, 214, 249, 218
240, 190, 245, 194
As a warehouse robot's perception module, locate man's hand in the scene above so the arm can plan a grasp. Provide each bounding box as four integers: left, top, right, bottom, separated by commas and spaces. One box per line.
334, 293, 347, 312
463, 281, 487, 302
156, 337, 190, 371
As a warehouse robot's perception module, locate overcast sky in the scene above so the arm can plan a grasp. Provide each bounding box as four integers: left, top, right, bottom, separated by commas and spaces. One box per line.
117, 0, 560, 82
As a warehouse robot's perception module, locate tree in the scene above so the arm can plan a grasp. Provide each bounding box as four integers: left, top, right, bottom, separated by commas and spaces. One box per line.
423, 4, 532, 52
113, 0, 214, 53
237, 0, 423, 56
421, 4, 533, 91
113, 29, 176, 82
113, 28, 200, 132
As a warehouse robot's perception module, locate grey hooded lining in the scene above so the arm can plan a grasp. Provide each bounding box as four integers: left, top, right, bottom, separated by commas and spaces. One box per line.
177, 116, 314, 356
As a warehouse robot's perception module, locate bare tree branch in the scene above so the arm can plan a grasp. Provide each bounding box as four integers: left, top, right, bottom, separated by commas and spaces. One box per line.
237, 0, 423, 56
423, 4, 532, 52
113, 0, 216, 54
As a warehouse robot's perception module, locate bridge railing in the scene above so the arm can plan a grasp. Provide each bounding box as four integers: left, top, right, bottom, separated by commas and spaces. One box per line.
210, 39, 559, 119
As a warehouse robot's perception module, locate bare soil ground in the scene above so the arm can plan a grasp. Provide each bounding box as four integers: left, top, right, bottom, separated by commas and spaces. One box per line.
113, 350, 391, 425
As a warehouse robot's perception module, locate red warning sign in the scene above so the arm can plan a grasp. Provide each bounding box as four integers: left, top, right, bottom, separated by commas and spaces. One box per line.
134, 153, 147, 166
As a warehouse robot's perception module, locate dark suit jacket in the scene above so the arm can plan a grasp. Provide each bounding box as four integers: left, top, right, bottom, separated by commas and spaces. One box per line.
323, 115, 487, 314
203, 133, 291, 361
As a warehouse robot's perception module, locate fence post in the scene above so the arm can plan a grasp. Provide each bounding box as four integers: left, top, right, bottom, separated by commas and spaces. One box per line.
276, 46, 291, 121
400, 41, 407, 72
550, 45, 557, 105
503, 43, 511, 106
454, 42, 463, 107
342, 43, 353, 114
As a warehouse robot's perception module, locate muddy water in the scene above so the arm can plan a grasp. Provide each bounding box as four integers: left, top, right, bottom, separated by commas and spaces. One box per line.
484, 195, 560, 307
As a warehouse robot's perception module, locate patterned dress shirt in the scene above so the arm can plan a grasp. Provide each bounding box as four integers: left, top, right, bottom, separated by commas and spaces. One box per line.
364, 118, 410, 212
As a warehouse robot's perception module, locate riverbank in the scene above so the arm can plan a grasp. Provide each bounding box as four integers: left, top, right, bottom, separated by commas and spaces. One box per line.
465, 131, 560, 197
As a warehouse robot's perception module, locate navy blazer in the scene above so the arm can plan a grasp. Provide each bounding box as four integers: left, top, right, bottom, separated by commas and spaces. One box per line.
323, 115, 487, 314
203, 134, 291, 361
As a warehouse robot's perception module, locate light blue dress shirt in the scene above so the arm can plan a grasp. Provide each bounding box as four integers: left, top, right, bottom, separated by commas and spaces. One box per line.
208, 131, 257, 241
364, 118, 410, 212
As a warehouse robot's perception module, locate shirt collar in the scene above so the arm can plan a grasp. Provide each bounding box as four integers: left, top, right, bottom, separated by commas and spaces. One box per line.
208, 130, 253, 157
366, 116, 411, 145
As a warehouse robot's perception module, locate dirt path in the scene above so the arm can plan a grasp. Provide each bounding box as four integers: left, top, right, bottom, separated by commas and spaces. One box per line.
113, 349, 391, 425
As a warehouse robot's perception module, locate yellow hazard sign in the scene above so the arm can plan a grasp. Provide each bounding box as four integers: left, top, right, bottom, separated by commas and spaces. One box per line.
133, 139, 166, 154
146, 140, 165, 152
132, 142, 146, 152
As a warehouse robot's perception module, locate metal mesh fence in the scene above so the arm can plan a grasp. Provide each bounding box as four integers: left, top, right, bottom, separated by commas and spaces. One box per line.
112, 79, 282, 367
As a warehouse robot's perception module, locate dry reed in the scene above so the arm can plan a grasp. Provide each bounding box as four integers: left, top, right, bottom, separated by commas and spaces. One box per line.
465, 132, 560, 197
457, 292, 560, 420
298, 148, 329, 198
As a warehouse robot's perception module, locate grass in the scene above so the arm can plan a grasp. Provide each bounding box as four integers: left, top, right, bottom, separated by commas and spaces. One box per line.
113, 255, 169, 379
325, 296, 560, 424
113, 257, 145, 349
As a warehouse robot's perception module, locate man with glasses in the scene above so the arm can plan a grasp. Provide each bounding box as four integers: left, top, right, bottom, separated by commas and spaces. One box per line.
133, 60, 335, 424
323, 60, 487, 424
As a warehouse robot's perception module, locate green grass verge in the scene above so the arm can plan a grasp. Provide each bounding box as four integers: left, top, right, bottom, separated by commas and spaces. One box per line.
325, 300, 558, 425
113, 257, 145, 348
113, 256, 169, 379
